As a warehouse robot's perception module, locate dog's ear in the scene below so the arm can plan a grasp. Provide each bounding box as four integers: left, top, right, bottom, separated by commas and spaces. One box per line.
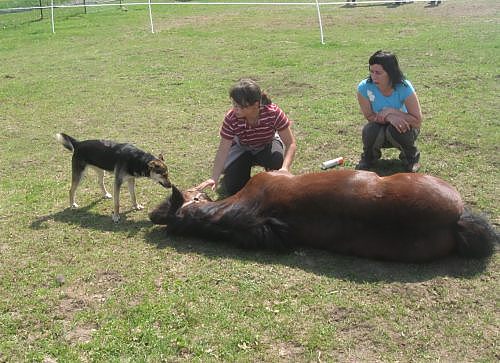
158, 153, 164, 161
148, 159, 165, 170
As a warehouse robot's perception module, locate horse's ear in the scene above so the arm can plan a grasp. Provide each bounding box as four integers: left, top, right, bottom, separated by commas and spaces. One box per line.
158, 153, 164, 161
170, 185, 185, 212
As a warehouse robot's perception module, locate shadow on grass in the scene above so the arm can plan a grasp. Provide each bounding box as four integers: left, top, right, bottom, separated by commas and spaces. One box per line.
369, 158, 409, 176
30, 199, 151, 235
425, 2, 442, 8
341, 1, 411, 9
144, 227, 492, 283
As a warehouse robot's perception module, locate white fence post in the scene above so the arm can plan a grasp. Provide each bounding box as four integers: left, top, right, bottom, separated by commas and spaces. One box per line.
315, 0, 325, 44
50, 0, 55, 33
148, 0, 155, 34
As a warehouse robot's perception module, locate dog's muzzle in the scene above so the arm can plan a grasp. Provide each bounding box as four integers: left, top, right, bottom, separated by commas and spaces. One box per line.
160, 180, 172, 188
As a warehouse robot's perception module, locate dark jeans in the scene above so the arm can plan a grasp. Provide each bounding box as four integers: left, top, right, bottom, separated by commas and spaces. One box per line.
361, 122, 420, 164
222, 139, 284, 195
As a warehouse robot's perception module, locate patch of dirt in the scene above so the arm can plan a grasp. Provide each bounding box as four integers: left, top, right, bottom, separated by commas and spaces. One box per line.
424, 133, 478, 151
55, 270, 124, 344
268, 81, 314, 97
57, 293, 88, 317
57, 270, 123, 316
326, 305, 351, 324
430, 0, 500, 20
64, 323, 98, 344
274, 341, 306, 360
154, 14, 226, 32
0, 243, 9, 253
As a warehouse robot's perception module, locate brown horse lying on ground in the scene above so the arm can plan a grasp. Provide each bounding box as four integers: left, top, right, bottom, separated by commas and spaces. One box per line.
149, 170, 498, 262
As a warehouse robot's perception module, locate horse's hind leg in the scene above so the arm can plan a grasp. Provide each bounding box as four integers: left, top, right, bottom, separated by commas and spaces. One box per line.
410, 228, 456, 261
348, 227, 456, 262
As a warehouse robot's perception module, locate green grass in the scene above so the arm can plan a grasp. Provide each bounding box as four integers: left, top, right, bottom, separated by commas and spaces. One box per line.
1, 0, 499, 361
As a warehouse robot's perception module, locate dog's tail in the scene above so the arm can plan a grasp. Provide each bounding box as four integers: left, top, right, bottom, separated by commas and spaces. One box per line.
455, 208, 498, 259
55, 133, 78, 152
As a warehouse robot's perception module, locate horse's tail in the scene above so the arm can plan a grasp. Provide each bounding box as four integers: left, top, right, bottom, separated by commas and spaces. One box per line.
455, 208, 498, 258
55, 133, 78, 152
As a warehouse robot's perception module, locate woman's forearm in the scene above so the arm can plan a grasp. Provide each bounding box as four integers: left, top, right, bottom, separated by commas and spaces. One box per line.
384, 109, 421, 128
278, 127, 296, 171
281, 141, 296, 170
210, 138, 232, 182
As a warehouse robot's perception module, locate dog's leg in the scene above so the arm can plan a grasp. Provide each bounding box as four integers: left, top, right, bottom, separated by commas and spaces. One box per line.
112, 173, 123, 223
91, 167, 112, 199
70, 158, 87, 208
127, 178, 144, 210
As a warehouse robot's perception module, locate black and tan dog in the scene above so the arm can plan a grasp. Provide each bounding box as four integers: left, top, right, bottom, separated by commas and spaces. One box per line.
56, 133, 171, 222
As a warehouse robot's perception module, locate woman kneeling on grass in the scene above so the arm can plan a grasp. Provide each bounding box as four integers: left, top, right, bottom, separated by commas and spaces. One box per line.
197, 78, 297, 196
356, 50, 423, 172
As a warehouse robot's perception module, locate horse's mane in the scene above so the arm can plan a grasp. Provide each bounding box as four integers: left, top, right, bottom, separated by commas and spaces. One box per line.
167, 199, 289, 250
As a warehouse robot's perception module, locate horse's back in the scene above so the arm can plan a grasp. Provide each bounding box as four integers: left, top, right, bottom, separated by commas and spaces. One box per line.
245, 170, 463, 226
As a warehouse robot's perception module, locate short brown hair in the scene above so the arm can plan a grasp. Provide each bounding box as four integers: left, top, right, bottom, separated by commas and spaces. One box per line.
229, 79, 272, 107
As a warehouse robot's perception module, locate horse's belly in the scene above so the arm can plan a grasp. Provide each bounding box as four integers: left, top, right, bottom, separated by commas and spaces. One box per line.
290, 220, 457, 262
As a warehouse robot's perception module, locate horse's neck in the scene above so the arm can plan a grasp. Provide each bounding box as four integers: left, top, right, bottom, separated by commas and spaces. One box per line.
185, 200, 230, 223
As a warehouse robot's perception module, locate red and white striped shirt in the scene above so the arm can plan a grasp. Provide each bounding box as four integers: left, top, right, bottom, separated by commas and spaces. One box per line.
220, 104, 291, 148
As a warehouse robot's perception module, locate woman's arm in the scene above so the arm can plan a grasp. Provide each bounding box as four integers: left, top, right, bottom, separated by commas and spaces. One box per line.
357, 92, 386, 124
277, 126, 297, 171
197, 137, 233, 191
379, 93, 423, 129
403, 92, 422, 128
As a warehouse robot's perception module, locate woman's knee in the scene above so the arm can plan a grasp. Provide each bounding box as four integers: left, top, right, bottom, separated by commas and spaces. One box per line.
222, 154, 253, 194
221, 169, 250, 195
256, 140, 284, 170
266, 152, 284, 170
362, 122, 384, 146
386, 125, 416, 147
221, 177, 247, 195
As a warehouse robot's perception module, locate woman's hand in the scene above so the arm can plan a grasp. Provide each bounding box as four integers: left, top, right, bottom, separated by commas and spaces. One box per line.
197, 178, 217, 191
376, 108, 397, 123
386, 113, 411, 133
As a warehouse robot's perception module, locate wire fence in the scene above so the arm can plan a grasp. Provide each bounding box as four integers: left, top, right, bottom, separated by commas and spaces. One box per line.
1, 0, 442, 42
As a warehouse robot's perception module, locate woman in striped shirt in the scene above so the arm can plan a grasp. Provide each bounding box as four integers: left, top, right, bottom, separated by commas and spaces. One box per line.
197, 79, 297, 196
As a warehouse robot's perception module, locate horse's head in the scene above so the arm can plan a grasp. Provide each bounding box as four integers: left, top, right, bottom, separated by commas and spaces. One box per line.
180, 187, 213, 208
149, 185, 212, 225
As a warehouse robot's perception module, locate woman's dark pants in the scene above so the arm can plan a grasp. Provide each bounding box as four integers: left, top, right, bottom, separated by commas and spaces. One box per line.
360, 122, 420, 166
222, 139, 284, 195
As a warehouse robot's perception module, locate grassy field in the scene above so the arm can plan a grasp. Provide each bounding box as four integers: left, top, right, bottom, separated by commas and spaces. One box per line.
1, 0, 499, 361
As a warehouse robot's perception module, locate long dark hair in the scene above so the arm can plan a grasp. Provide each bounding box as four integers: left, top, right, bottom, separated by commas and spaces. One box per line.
367, 50, 405, 87
229, 78, 272, 107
